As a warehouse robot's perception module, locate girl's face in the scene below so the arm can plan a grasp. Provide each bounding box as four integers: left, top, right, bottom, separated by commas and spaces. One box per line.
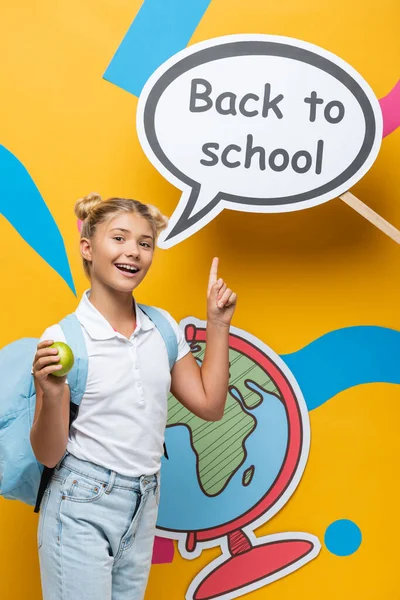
81, 211, 155, 293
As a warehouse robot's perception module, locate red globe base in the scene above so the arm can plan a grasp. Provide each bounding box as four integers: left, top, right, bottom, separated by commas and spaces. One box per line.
192, 535, 316, 600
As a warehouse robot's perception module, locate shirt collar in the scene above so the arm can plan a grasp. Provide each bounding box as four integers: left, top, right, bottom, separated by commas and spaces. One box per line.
136, 302, 154, 332
75, 290, 154, 340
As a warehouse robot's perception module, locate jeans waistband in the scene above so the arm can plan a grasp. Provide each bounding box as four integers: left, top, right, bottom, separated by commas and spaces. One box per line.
56, 452, 158, 493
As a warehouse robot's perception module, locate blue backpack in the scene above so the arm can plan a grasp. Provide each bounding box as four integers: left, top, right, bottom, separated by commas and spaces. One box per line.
0, 306, 178, 512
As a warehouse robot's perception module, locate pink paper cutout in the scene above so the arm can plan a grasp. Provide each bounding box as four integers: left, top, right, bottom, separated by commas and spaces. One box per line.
380, 79, 400, 138
152, 536, 175, 564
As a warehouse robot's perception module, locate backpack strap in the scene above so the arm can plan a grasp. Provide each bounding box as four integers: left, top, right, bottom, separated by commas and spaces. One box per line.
34, 314, 88, 513
59, 313, 89, 406
138, 305, 178, 371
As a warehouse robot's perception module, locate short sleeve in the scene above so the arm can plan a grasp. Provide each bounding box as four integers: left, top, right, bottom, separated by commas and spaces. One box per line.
33, 324, 69, 382
39, 324, 67, 345
156, 309, 191, 362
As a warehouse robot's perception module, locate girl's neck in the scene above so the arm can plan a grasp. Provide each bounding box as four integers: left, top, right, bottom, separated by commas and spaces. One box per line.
88, 281, 136, 328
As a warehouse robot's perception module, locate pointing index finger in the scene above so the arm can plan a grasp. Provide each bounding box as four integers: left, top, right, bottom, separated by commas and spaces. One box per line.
208, 257, 219, 293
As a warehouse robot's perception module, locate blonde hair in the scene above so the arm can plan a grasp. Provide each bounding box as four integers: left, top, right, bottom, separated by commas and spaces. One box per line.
75, 193, 168, 277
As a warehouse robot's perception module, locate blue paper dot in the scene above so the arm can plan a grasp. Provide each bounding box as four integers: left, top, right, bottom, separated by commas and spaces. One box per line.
324, 519, 362, 556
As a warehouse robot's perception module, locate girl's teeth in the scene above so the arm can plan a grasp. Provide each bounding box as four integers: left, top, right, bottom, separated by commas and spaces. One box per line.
116, 264, 138, 272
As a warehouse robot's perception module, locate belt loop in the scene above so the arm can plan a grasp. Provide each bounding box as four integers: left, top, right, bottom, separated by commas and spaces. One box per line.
105, 471, 116, 494
154, 472, 160, 502
55, 450, 68, 471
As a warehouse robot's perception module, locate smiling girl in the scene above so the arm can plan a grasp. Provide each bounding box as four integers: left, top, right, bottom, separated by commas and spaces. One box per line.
30, 193, 237, 600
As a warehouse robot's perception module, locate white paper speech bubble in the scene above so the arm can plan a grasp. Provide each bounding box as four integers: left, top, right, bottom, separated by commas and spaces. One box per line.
137, 34, 383, 248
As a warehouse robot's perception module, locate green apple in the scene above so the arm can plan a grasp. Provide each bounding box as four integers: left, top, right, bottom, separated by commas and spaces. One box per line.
50, 342, 74, 377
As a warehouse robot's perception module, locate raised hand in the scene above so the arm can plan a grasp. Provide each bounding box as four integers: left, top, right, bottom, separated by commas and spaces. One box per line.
207, 257, 237, 326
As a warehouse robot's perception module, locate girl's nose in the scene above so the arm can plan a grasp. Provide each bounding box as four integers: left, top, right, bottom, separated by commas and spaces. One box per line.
125, 243, 140, 259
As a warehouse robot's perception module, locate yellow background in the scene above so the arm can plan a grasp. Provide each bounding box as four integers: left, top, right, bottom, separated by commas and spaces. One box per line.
0, 0, 399, 598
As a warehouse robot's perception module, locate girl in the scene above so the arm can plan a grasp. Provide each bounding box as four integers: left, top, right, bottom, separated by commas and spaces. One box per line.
30, 194, 236, 600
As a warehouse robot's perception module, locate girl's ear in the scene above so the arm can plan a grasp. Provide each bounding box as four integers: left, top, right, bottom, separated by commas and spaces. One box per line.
80, 237, 92, 263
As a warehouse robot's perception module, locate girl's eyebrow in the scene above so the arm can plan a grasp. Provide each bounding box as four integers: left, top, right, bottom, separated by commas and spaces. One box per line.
110, 227, 130, 233
110, 228, 154, 241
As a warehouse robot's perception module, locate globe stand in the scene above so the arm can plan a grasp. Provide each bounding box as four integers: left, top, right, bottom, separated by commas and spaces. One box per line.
191, 528, 317, 600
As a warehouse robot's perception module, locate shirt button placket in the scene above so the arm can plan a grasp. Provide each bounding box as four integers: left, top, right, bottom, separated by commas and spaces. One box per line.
131, 336, 144, 403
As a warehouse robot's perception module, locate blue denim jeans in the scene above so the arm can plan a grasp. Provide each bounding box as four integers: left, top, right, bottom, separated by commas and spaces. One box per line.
38, 452, 159, 600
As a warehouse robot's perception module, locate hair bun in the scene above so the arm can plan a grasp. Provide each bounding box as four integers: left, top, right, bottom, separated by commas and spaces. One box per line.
74, 193, 102, 221
146, 203, 169, 234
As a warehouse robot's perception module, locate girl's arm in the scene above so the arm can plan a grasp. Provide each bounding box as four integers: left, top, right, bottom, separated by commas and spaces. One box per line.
30, 340, 71, 468
170, 258, 237, 421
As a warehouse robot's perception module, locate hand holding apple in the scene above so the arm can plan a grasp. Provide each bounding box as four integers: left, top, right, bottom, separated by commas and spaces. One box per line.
49, 342, 74, 377
33, 340, 74, 400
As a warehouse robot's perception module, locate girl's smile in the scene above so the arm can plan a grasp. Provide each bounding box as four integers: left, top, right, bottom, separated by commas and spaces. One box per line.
114, 263, 141, 277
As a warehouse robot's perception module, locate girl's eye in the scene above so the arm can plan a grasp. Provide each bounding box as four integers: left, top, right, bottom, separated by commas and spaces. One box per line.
140, 242, 152, 249
113, 236, 124, 242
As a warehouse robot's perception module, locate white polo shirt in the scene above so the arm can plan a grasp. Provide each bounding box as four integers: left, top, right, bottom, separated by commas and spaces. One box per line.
39, 291, 190, 477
